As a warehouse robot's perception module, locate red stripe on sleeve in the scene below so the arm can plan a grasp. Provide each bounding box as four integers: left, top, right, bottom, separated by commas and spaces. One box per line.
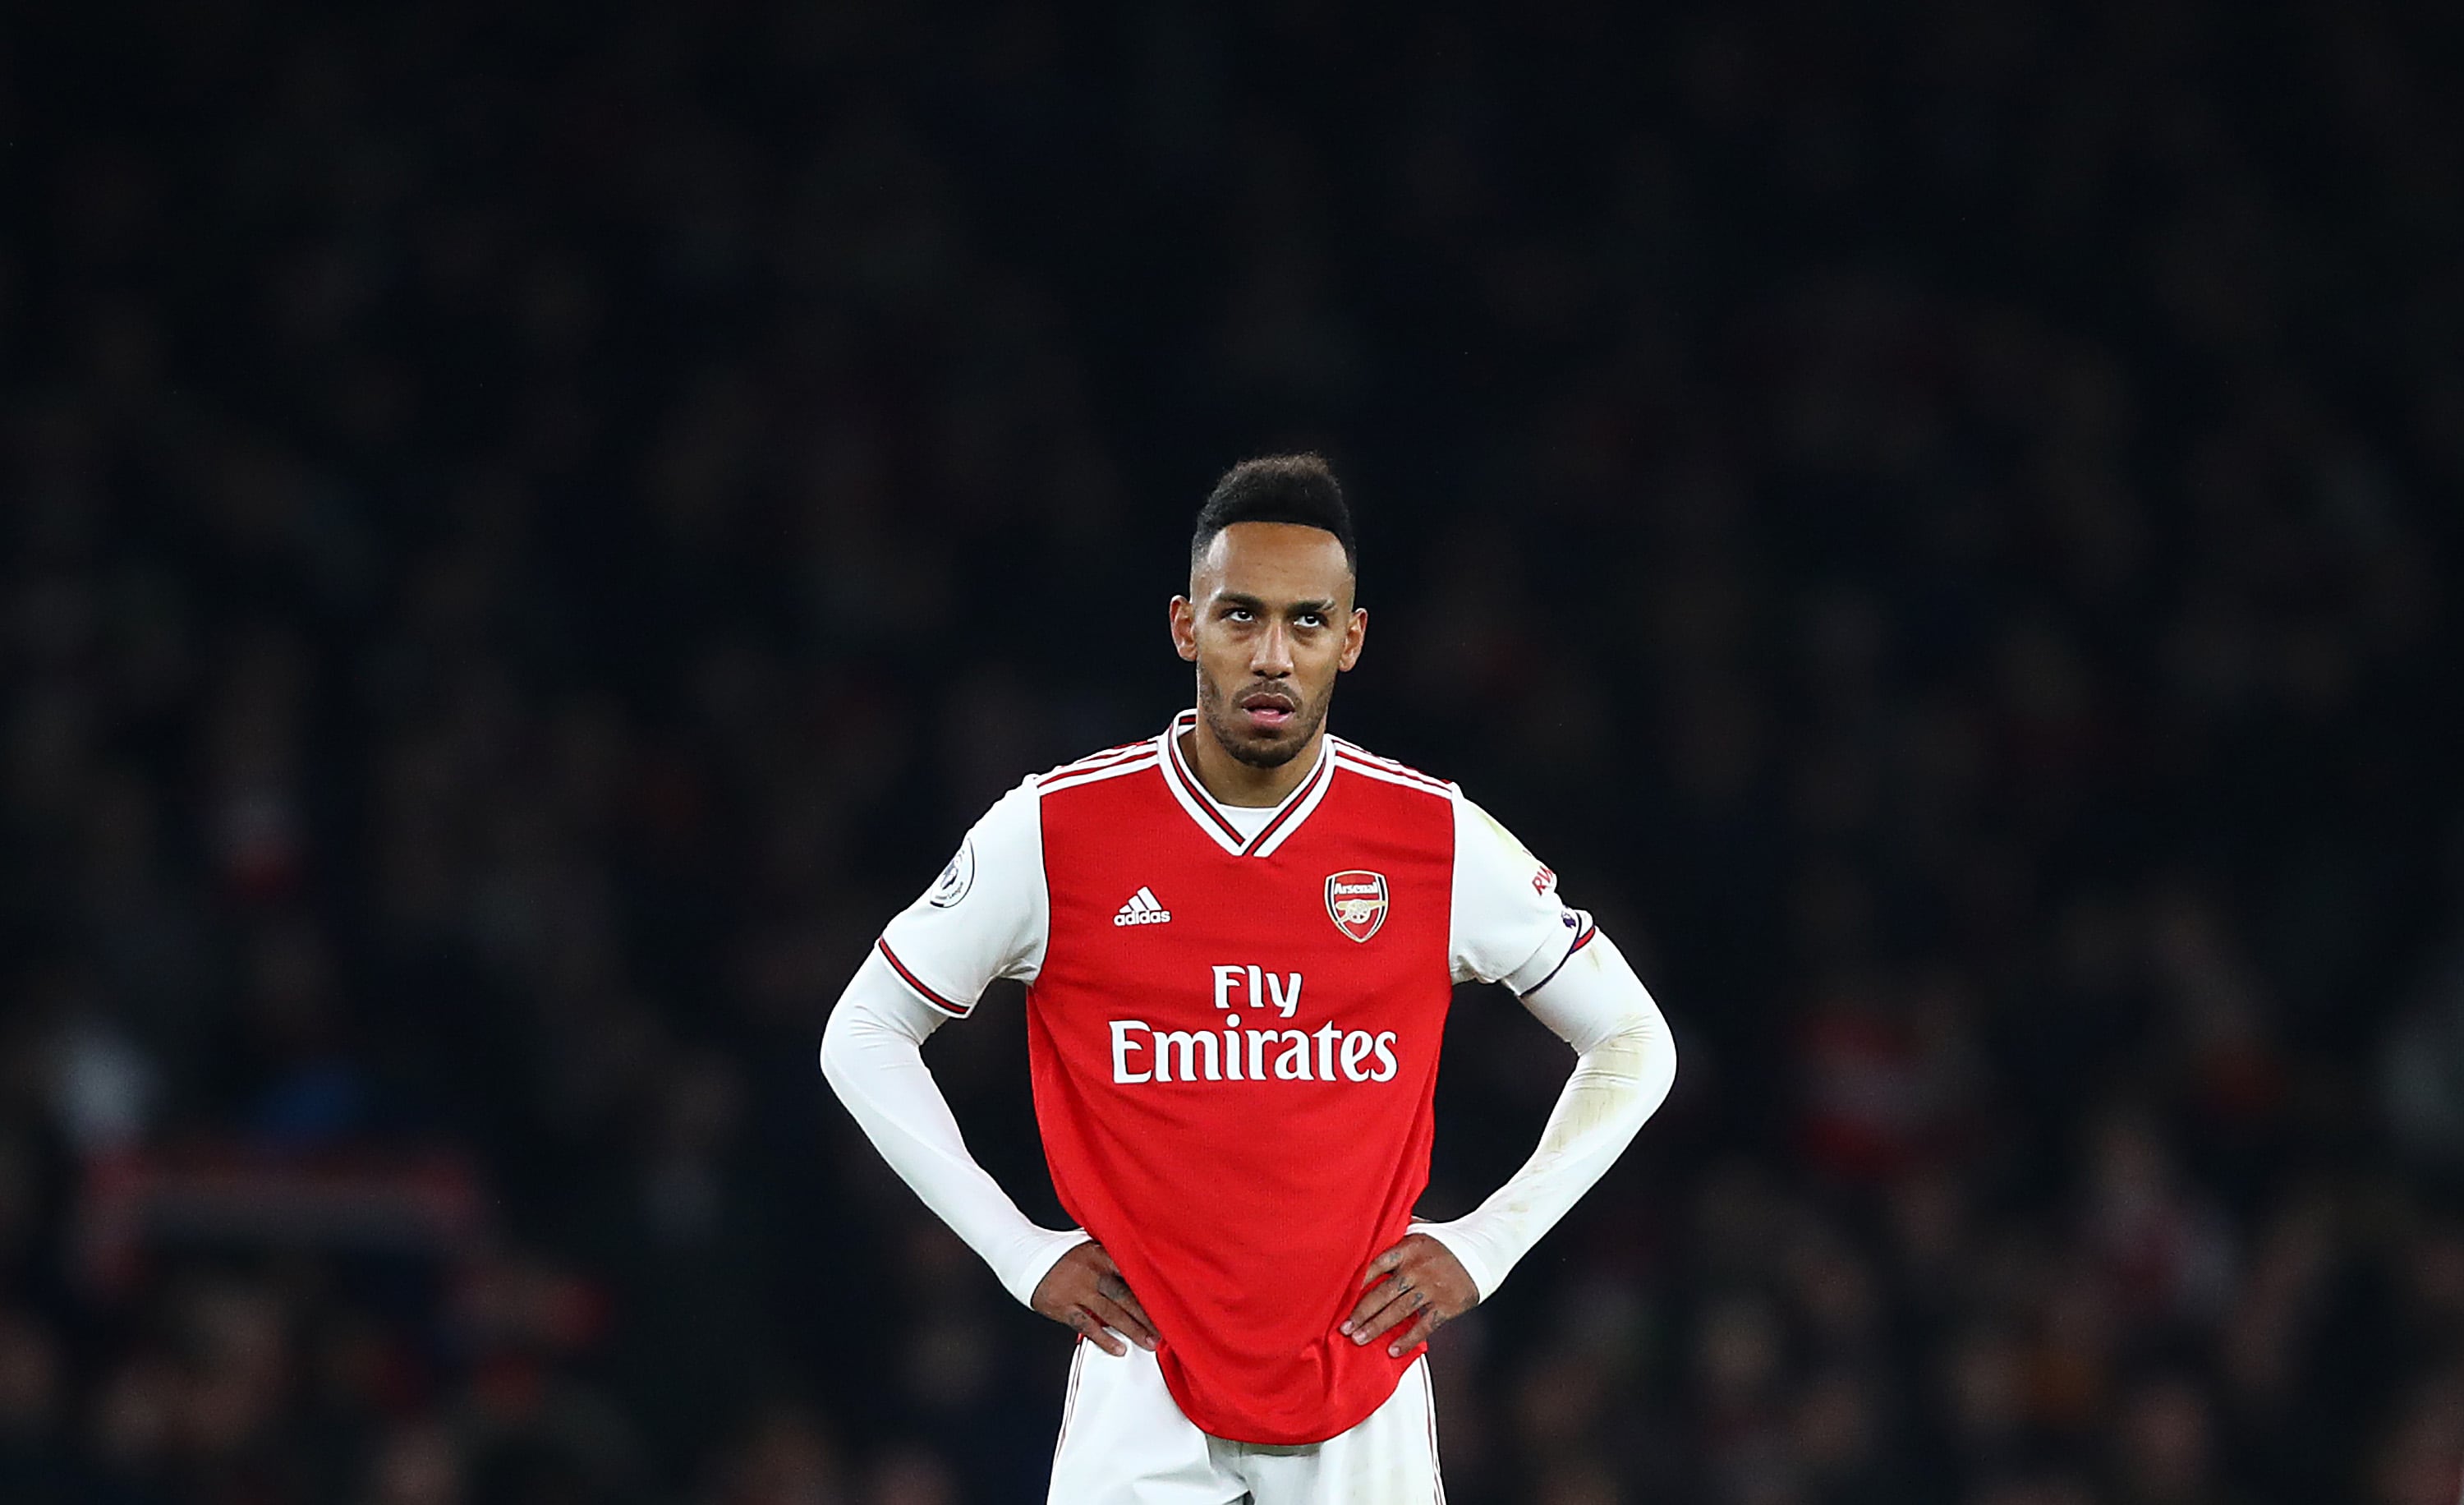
1522, 924, 1597, 996
876, 938, 973, 1016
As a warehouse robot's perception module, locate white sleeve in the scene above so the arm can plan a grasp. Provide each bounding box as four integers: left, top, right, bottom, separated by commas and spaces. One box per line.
1415, 930, 1676, 1300
1450, 790, 1592, 992
819, 949, 1091, 1306
876, 777, 1050, 1014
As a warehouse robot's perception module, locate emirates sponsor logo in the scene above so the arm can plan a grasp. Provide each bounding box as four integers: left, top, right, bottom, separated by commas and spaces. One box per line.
1109, 1019, 1398, 1084
1106, 964, 1401, 1086
1325, 870, 1388, 943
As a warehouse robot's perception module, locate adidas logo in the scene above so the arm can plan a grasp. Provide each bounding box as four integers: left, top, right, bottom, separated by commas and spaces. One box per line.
1113, 887, 1173, 927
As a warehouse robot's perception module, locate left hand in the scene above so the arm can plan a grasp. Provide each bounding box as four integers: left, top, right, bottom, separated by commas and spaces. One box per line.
1342, 1233, 1479, 1358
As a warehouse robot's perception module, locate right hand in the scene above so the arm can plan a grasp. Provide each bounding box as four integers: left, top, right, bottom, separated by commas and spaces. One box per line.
1031, 1241, 1158, 1356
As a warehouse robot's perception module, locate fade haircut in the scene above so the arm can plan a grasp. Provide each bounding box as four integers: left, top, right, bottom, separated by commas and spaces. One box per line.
1190, 453, 1358, 580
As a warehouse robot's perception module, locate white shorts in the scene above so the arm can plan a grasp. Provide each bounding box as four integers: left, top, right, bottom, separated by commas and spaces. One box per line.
1047, 1342, 1446, 1504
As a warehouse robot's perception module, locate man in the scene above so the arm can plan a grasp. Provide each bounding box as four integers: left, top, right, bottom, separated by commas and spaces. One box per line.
821, 455, 1677, 1503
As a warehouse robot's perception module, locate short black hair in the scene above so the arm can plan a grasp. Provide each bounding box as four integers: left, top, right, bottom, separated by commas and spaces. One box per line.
1190, 453, 1358, 578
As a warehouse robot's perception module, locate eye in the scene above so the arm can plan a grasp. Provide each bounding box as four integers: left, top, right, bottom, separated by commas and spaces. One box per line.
1295, 613, 1324, 628
1225, 607, 1254, 623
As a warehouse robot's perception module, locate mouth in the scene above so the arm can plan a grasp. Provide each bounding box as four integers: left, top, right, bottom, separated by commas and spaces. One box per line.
1236, 689, 1299, 734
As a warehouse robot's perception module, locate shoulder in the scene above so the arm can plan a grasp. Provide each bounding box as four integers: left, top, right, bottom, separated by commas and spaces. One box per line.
1327, 736, 1457, 803
1030, 736, 1163, 799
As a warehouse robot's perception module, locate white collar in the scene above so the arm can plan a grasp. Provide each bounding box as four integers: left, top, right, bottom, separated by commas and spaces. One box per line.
1156, 709, 1336, 858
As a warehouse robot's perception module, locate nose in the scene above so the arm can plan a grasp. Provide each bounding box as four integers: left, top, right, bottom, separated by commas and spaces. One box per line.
1250, 619, 1294, 679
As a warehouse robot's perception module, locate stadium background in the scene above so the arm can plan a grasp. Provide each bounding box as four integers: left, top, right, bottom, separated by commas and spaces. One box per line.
4, 1, 2462, 1502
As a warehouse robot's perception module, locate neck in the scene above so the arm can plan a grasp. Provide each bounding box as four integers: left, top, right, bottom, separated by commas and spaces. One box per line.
1182, 720, 1322, 808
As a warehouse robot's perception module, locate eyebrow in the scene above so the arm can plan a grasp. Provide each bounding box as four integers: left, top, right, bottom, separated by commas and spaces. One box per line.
1216, 593, 1340, 616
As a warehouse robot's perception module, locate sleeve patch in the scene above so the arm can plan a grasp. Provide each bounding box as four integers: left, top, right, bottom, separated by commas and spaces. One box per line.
927, 837, 977, 909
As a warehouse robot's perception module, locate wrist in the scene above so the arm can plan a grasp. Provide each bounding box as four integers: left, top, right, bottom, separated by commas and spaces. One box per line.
1409, 1215, 1506, 1304
1000, 1226, 1095, 1308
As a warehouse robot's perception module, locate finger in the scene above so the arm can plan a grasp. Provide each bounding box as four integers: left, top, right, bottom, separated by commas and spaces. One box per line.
1069, 1308, 1128, 1357
1355, 1244, 1407, 1287
1089, 1245, 1121, 1276
1085, 1292, 1157, 1351
1386, 1306, 1442, 1358
1098, 1274, 1158, 1342
1348, 1280, 1425, 1344
1343, 1273, 1405, 1335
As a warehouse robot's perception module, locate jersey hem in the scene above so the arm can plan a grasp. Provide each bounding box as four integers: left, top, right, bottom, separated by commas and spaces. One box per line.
1159, 1349, 1419, 1449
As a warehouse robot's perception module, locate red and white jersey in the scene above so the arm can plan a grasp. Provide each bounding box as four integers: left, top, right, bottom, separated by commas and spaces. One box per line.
876, 711, 1593, 1446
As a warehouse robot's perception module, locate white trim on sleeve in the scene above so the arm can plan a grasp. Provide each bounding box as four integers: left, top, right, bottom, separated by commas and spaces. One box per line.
1448, 790, 1588, 990
878, 776, 1050, 1011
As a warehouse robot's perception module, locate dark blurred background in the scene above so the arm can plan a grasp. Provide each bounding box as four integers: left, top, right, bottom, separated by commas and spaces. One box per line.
4, 2, 2462, 1502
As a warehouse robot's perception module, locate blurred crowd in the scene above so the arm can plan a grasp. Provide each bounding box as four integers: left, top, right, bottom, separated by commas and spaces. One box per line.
4, 0, 2462, 1502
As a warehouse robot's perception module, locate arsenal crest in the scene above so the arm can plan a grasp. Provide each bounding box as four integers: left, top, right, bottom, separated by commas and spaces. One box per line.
1325, 870, 1389, 943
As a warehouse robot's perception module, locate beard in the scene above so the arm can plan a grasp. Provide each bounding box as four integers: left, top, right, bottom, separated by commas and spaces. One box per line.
1198, 672, 1331, 769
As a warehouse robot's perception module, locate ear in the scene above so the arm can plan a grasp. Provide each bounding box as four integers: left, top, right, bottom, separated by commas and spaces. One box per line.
1169, 596, 1199, 662
1338, 606, 1368, 672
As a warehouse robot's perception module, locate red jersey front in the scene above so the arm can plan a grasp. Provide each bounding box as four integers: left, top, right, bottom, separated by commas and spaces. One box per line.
876, 713, 1593, 1444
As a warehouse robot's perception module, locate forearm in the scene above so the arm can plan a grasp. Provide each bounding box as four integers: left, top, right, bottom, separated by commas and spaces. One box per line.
1418, 931, 1676, 1300
819, 951, 1088, 1305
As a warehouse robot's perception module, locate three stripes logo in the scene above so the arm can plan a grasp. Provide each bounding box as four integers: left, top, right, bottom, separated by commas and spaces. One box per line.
1113, 886, 1173, 927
